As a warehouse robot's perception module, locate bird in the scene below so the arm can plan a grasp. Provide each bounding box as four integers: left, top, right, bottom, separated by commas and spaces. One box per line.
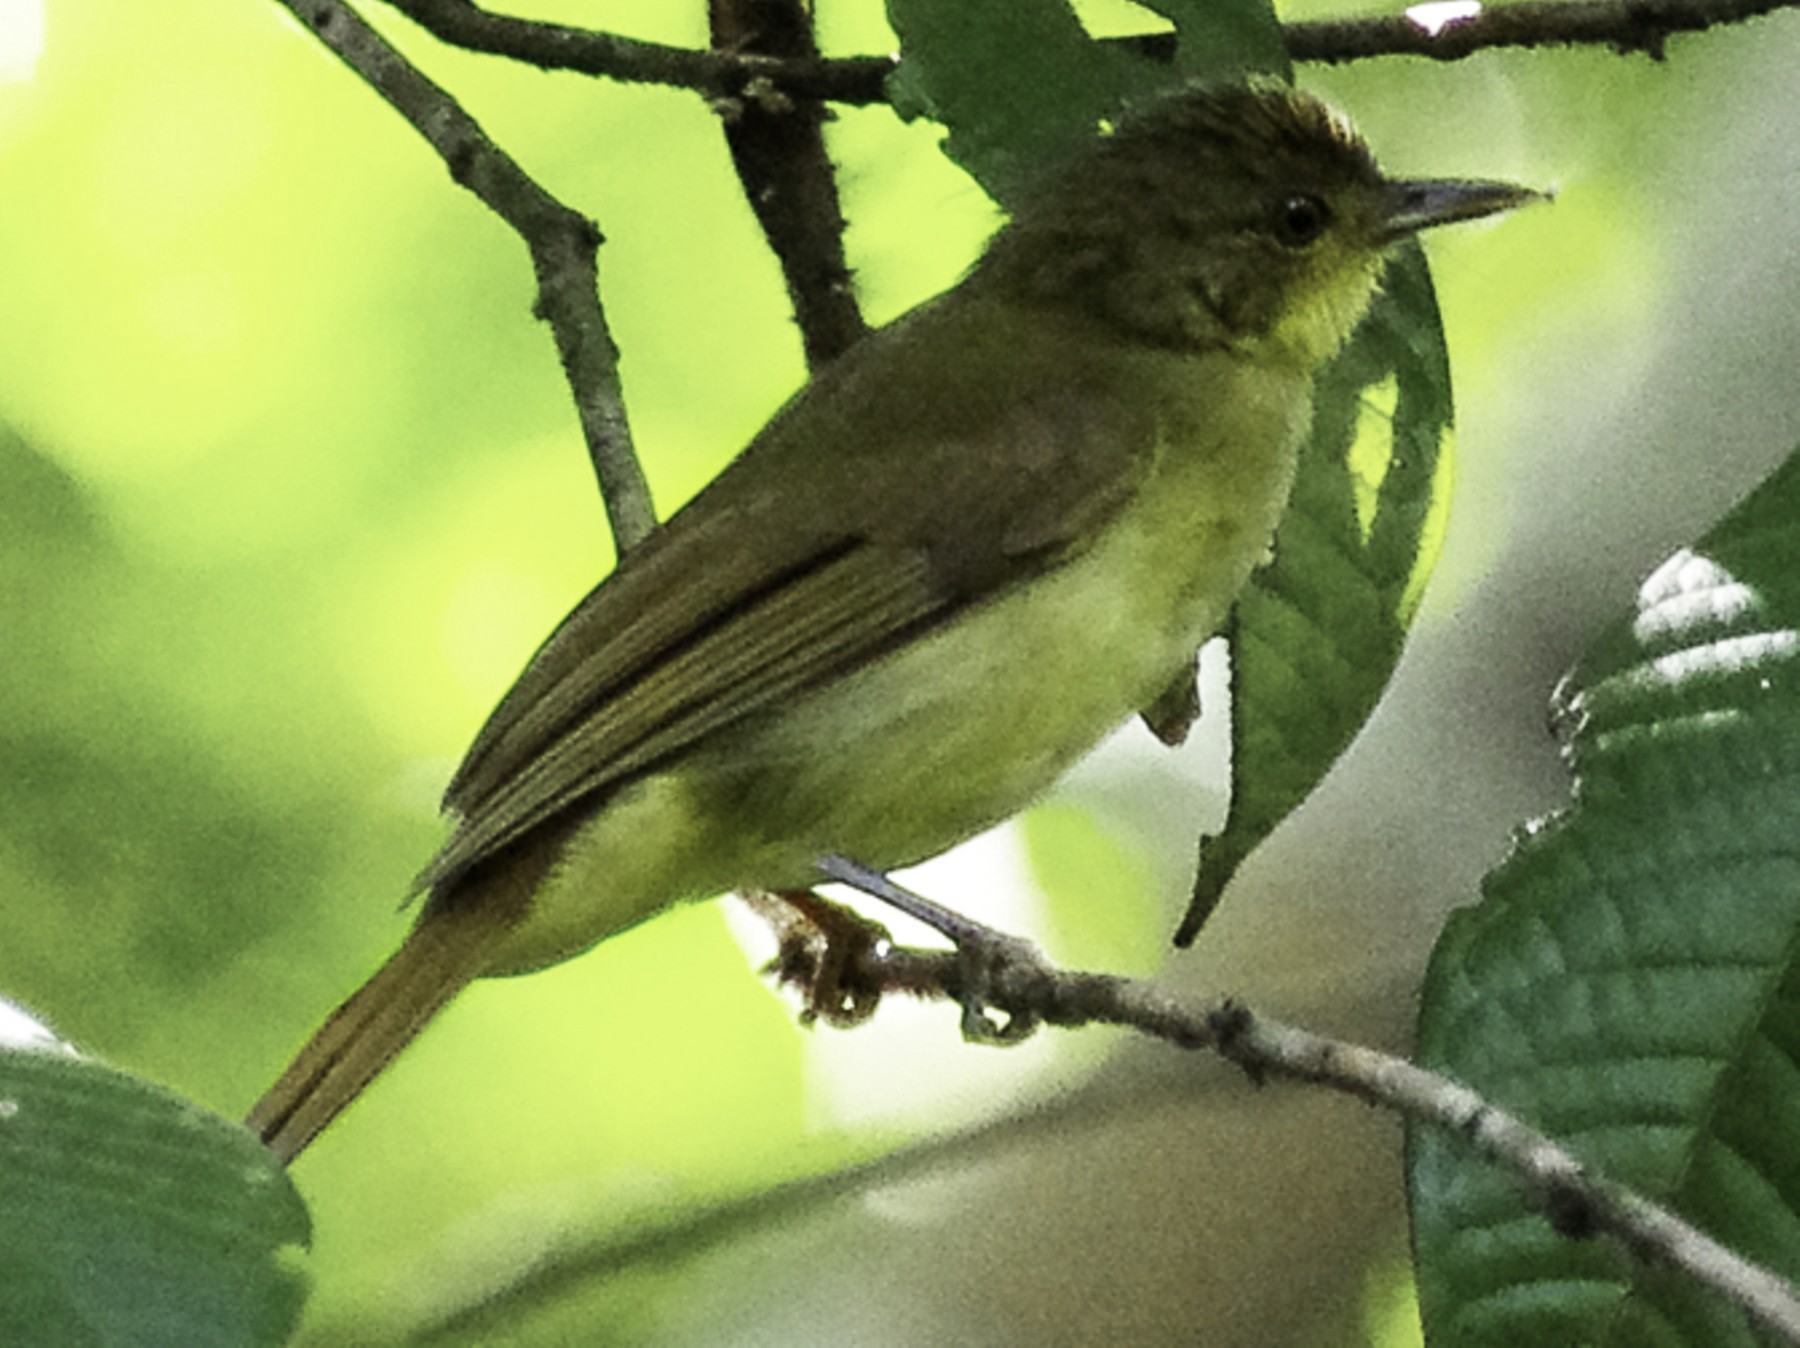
247, 83, 1537, 1164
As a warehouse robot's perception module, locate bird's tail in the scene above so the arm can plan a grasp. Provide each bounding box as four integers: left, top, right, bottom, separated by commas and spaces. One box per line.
246, 892, 516, 1165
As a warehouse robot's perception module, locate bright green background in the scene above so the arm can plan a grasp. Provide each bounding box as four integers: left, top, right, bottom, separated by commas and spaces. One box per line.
3, 0, 1799, 1342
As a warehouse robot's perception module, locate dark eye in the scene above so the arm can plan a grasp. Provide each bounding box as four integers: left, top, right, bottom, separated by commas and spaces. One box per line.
1272, 195, 1331, 248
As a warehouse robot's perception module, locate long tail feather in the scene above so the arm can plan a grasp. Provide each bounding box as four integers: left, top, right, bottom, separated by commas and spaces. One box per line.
246, 893, 516, 1165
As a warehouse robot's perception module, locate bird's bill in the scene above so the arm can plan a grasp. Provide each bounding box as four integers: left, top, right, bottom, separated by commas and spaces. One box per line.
1379, 177, 1547, 242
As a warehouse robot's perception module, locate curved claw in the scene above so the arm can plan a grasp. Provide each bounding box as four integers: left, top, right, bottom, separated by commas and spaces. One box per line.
959, 999, 1040, 1045
951, 929, 1048, 1046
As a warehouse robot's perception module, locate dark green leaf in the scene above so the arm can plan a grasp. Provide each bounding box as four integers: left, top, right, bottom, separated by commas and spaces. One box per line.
0, 1047, 310, 1346
885, 0, 1288, 205
1178, 244, 1455, 941
1133, 0, 1291, 83
884, 0, 1127, 204
1409, 445, 1800, 1344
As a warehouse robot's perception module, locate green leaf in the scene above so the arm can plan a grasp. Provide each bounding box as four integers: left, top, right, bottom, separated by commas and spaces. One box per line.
0, 1045, 310, 1346
1132, 0, 1291, 83
883, 0, 1134, 205
1408, 445, 1800, 1344
1177, 243, 1455, 942
885, 0, 1288, 205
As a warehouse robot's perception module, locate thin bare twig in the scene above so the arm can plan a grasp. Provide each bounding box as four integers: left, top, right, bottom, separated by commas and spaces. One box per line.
780, 935, 1800, 1343
382, 0, 1800, 102
708, 0, 868, 369
274, 0, 657, 552
1281, 0, 1800, 63
386, 0, 895, 102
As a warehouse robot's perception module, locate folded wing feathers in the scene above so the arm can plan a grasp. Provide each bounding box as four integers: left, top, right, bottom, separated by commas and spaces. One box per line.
414, 542, 944, 895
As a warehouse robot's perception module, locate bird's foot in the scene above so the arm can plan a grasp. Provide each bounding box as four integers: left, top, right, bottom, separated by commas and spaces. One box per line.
740, 888, 889, 1028
815, 854, 1048, 1046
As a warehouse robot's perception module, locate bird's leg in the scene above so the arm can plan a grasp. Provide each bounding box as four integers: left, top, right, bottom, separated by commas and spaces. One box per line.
815, 854, 1046, 1045
738, 888, 889, 1027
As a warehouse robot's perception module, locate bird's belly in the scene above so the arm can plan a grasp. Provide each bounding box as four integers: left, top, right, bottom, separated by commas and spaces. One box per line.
687, 504, 1255, 881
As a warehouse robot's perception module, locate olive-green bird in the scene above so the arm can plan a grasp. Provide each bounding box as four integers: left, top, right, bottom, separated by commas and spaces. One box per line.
248, 84, 1537, 1162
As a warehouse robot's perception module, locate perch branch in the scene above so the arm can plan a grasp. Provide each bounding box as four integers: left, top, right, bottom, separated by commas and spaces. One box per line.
765, 925, 1800, 1343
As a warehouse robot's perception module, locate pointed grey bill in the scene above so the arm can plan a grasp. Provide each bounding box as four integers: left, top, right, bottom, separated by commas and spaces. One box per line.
1380, 177, 1548, 242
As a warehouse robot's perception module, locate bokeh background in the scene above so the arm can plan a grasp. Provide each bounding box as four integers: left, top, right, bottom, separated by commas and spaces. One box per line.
2, 0, 1798, 1341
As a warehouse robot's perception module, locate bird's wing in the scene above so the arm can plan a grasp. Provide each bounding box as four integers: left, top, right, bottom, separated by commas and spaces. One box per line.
417, 303, 1165, 895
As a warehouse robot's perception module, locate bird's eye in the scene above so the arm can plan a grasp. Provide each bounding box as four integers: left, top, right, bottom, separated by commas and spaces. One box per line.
1272, 195, 1331, 248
